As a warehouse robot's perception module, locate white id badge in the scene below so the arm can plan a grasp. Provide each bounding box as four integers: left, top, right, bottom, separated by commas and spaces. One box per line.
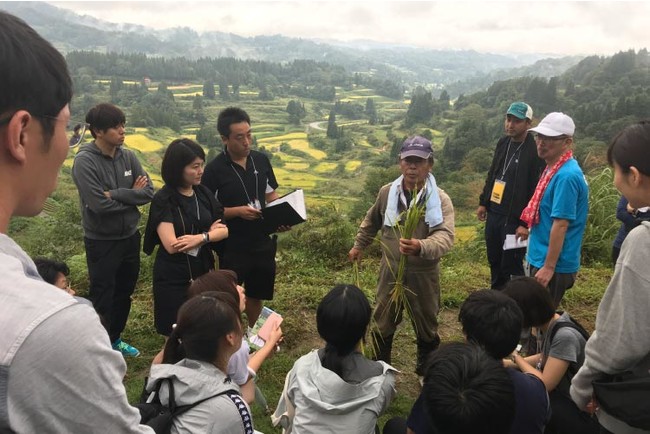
249, 199, 262, 210
186, 246, 200, 257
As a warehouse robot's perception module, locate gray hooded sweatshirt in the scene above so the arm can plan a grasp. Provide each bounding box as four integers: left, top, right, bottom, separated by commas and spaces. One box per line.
72, 140, 153, 240
147, 358, 253, 434
272, 350, 397, 434
570, 222, 650, 434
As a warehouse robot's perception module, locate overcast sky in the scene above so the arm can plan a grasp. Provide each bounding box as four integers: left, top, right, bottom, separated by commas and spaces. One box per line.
50, 1, 650, 56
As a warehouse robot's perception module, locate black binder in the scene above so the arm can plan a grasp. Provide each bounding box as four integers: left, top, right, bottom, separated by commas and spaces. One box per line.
261, 189, 307, 234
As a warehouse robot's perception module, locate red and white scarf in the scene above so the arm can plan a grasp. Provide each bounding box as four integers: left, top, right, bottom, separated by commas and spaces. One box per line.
520, 150, 574, 228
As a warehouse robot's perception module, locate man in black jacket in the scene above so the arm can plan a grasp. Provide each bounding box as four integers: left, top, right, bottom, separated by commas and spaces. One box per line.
477, 102, 544, 289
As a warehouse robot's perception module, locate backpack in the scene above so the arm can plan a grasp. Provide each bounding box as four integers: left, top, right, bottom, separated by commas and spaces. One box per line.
548, 314, 590, 344
136, 377, 233, 434
546, 314, 591, 383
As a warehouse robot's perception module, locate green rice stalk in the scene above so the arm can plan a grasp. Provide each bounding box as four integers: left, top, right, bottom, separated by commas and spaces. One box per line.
388, 187, 427, 327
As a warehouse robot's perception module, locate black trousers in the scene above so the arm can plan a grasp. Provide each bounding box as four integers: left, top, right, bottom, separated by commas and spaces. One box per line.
485, 212, 525, 289
545, 391, 600, 434
84, 231, 141, 343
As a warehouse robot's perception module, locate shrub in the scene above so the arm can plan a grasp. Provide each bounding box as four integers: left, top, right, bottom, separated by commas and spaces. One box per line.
280, 202, 356, 268
582, 167, 620, 265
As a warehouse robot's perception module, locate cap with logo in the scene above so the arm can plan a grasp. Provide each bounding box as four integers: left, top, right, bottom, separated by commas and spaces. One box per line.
506, 102, 533, 120
400, 136, 433, 159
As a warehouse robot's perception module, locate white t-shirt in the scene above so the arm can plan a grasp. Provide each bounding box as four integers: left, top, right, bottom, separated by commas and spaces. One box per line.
227, 338, 250, 385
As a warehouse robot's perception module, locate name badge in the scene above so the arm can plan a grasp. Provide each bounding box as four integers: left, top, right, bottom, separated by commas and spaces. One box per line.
186, 246, 200, 257
249, 199, 262, 210
490, 180, 506, 204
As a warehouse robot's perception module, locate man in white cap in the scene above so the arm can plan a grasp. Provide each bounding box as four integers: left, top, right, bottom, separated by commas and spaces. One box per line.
349, 136, 455, 375
517, 112, 589, 307
478, 102, 545, 289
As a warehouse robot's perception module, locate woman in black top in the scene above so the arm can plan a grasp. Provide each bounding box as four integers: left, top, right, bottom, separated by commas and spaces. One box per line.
144, 138, 228, 336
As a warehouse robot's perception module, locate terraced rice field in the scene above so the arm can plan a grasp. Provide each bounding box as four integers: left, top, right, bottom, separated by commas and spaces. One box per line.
345, 160, 362, 171
283, 162, 310, 171
258, 132, 327, 160
273, 168, 324, 190
125, 134, 164, 152
313, 162, 338, 173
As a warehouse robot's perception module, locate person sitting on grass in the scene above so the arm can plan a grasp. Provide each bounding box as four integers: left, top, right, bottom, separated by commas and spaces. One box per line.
151, 269, 283, 406
188, 269, 283, 406
398, 289, 550, 434
33, 257, 92, 306
503, 277, 599, 434
384, 342, 516, 434
147, 291, 254, 433
272, 284, 397, 434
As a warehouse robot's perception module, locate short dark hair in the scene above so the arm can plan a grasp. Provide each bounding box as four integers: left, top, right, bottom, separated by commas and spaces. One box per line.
502, 277, 555, 329
607, 120, 650, 176
217, 107, 251, 138
317, 284, 371, 378
162, 291, 241, 364
161, 138, 206, 188
187, 269, 239, 301
33, 257, 69, 285
458, 289, 523, 359
85, 103, 126, 139
0, 11, 72, 144
423, 343, 515, 434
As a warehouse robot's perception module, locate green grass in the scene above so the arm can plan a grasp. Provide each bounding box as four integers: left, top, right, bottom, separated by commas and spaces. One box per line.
116, 231, 607, 433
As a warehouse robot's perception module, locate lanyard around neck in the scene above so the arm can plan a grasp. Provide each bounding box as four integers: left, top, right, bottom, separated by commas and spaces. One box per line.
501, 138, 525, 179
230, 155, 260, 204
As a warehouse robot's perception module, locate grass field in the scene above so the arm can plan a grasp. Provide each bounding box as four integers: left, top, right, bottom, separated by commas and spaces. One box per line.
114, 231, 608, 433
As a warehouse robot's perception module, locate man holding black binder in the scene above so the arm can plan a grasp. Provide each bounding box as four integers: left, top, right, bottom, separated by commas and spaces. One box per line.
202, 107, 289, 327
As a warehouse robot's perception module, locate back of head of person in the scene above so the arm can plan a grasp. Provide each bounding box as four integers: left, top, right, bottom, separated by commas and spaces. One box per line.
187, 269, 244, 312
458, 289, 523, 359
423, 342, 516, 434
502, 277, 555, 329
33, 257, 70, 287
317, 284, 372, 378
162, 291, 243, 368
0, 11, 72, 224
608, 120, 650, 206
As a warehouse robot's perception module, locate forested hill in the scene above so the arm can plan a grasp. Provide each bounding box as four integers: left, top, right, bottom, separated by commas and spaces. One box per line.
3, 1, 574, 90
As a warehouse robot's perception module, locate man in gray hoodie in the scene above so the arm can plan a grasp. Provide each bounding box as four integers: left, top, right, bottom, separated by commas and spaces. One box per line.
72, 103, 154, 357
0, 11, 153, 432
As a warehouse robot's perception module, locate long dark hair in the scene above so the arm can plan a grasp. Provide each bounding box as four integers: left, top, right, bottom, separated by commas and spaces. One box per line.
162, 291, 241, 366
317, 284, 371, 377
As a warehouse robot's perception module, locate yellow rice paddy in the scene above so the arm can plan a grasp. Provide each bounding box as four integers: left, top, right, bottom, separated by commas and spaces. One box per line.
125, 134, 164, 152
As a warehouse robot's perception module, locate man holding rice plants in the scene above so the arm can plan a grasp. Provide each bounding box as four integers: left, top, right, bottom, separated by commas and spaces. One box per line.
349, 136, 455, 375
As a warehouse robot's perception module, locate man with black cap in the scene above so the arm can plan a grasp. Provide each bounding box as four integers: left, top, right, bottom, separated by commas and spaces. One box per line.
478, 102, 545, 289
349, 136, 455, 375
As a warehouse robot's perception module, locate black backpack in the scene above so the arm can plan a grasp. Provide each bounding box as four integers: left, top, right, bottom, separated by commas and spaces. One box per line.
548, 314, 590, 343
136, 377, 234, 434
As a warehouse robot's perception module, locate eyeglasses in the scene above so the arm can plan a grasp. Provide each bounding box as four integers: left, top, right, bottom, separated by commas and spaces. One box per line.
534, 134, 569, 144
0, 112, 88, 147
64, 119, 89, 148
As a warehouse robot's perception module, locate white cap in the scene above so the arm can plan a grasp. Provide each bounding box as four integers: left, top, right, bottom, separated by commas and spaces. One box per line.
529, 112, 575, 137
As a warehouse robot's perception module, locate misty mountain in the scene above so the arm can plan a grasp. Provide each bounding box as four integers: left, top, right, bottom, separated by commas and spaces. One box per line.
2, 1, 580, 89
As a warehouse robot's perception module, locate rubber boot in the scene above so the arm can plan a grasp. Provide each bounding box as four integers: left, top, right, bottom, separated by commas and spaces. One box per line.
415, 334, 441, 376
371, 332, 394, 364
